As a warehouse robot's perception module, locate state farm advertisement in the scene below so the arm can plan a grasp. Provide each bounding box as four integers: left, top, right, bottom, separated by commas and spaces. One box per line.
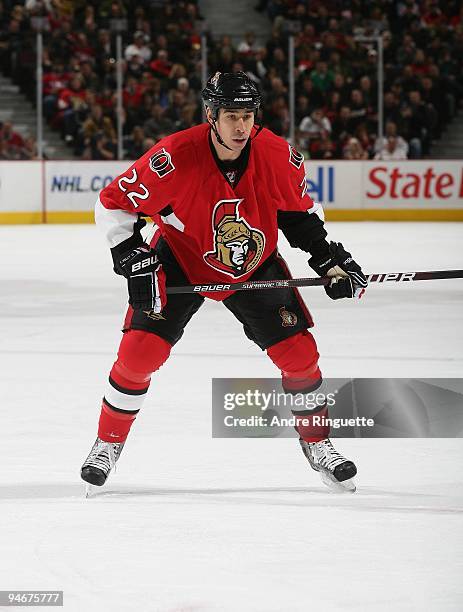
364, 161, 463, 209
48, 159, 461, 212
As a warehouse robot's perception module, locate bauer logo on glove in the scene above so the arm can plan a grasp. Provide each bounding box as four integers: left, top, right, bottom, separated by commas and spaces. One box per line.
116, 245, 167, 313
131, 255, 157, 273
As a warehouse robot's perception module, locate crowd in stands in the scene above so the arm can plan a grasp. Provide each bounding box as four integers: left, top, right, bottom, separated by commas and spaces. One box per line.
0, 0, 462, 160
0, 0, 203, 159
250, 0, 463, 159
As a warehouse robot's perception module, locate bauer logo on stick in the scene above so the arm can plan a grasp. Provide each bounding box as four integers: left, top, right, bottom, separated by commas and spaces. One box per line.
149, 148, 175, 178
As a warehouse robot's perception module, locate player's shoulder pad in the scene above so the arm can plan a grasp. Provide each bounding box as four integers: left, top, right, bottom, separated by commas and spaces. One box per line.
137, 124, 207, 179
253, 127, 305, 171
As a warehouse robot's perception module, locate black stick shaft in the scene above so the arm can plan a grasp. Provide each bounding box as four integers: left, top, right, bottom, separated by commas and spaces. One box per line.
166, 269, 463, 295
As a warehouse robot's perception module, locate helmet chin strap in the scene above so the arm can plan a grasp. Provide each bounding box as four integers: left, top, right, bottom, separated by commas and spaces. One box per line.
209, 117, 234, 151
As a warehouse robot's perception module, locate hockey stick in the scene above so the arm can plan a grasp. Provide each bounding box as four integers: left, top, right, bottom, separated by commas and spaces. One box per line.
166, 269, 463, 295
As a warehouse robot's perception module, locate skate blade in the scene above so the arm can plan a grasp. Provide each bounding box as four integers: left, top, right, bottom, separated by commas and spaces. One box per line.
85, 483, 96, 498
320, 470, 356, 493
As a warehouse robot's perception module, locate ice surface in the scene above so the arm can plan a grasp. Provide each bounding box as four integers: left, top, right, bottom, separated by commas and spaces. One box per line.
1, 223, 462, 611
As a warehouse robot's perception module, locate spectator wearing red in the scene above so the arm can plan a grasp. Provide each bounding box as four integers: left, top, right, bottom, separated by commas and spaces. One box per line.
310, 131, 336, 159
72, 32, 95, 64
0, 121, 25, 152
150, 50, 171, 78
326, 18, 347, 52
422, 1, 446, 28
56, 74, 88, 142
42, 62, 70, 120
299, 24, 319, 49
95, 86, 116, 112
123, 76, 145, 110
411, 49, 431, 76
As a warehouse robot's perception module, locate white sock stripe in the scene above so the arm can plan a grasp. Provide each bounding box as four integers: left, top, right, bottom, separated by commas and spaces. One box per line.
104, 384, 148, 412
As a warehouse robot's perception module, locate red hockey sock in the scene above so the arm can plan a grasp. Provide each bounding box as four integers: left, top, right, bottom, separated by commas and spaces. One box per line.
97, 330, 172, 443
267, 331, 329, 442
292, 403, 330, 443
98, 401, 137, 442
267, 330, 322, 393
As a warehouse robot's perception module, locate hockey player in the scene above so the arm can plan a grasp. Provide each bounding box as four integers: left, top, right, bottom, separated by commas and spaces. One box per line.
81, 72, 368, 492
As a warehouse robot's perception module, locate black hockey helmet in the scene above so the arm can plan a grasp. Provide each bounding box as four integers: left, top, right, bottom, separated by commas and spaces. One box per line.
202, 71, 262, 120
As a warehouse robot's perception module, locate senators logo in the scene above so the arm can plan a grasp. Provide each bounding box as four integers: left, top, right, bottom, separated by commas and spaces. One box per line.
279, 307, 297, 327
149, 148, 175, 178
288, 144, 304, 169
204, 199, 265, 278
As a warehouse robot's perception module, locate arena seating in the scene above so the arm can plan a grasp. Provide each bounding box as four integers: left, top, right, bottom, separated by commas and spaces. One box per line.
0, 0, 461, 159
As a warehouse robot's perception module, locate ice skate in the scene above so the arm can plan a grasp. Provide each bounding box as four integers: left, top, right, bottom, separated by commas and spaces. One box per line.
80, 437, 125, 492
299, 437, 357, 493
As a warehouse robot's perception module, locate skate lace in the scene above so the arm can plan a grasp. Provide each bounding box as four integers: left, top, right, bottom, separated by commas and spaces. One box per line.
314, 439, 347, 470
84, 439, 120, 475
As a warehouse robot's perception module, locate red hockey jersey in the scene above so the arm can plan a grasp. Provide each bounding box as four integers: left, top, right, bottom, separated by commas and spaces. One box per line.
96, 123, 318, 300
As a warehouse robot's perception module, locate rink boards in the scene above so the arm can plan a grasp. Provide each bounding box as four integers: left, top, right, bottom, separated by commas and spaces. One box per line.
0, 159, 462, 223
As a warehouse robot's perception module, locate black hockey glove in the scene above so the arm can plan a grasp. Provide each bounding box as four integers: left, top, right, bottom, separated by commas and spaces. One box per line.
113, 244, 167, 312
309, 241, 368, 300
